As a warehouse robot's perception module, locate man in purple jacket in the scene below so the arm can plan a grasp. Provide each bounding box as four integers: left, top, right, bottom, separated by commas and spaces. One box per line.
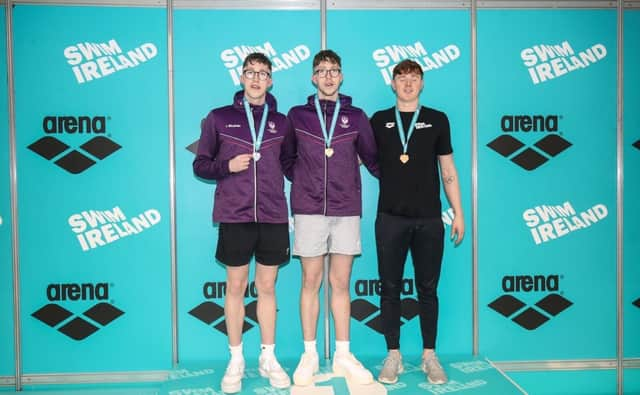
282, 49, 378, 386
193, 52, 291, 394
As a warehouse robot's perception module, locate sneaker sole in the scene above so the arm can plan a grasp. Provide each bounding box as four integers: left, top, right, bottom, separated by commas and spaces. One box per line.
221, 381, 241, 394
259, 368, 291, 389
377, 376, 398, 384
377, 364, 404, 384
293, 369, 318, 386
427, 377, 447, 385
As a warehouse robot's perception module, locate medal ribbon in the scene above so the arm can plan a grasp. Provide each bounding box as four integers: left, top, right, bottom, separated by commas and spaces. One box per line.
394, 106, 420, 154
243, 98, 269, 154
314, 94, 341, 148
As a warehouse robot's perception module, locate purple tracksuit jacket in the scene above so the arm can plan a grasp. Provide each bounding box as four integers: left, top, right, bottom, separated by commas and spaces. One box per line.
283, 94, 379, 217
193, 91, 290, 224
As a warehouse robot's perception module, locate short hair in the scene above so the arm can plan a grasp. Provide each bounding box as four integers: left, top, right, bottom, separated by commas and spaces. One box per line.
243, 52, 272, 71
392, 59, 424, 78
313, 49, 341, 68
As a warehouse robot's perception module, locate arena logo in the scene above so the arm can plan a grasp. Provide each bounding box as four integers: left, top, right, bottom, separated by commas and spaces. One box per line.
64, 39, 158, 84
220, 41, 311, 86
521, 41, 607, 85
523, 201, 608, 245
350, 278, 420, 334
372, 41, 461, 85
633, 140, 640, 150
633, 298, 640, 309
189, 281, 259, 335
488, 274, 573, 330
68, 206, 162, 252
486, 114, 572, 170
31, 282, 124, 340
27, 115, 121, 174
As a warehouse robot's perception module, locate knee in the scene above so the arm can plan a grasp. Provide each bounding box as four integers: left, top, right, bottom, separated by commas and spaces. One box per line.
226, 278, 248, 297
254, 277, 275, 297
302, 272, 323, 292
329, 275, 349, 293
380, 279, 402, 298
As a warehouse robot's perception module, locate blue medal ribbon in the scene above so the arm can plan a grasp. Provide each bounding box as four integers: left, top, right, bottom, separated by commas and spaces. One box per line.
394, 105, 420, 155
314, 95, 341, 151
243, 98, 269, 159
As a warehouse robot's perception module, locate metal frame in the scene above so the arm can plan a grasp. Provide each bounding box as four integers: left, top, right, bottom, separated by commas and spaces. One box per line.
617, 0, 624, 393
5, 0, 22, 391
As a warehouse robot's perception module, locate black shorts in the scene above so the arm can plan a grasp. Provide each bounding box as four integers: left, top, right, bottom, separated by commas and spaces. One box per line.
215, 222, 290, 267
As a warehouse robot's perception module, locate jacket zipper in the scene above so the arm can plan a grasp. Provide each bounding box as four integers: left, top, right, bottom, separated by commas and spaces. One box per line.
323, 101, 328, 216
253, 108, 258, 222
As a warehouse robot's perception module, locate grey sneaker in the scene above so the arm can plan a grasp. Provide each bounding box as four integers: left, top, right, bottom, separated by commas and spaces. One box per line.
378, 353, 404, 384
421, 354, 447, 385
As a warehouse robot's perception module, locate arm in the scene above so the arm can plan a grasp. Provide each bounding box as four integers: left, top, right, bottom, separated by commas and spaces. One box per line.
356, 111, 379, 178
192, 112, 232, 180
280, 116, 297, 181
438, 153, 464, 245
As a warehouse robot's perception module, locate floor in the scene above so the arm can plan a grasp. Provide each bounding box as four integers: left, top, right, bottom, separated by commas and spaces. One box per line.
1, 355, 639, 394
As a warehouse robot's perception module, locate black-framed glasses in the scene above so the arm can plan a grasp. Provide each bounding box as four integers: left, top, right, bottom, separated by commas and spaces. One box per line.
243, 69, 271, 81
314, 68, 341, 78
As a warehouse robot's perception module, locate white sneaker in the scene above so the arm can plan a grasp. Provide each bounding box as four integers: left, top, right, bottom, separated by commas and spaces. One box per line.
293, 352, 319, 386
221, 358, 244, 394
258, 355, 291, 389
332, 352, 374, 385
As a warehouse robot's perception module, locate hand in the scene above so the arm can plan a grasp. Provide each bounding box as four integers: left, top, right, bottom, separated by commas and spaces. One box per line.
228, 154, 253, 173
450, 215, 465, 246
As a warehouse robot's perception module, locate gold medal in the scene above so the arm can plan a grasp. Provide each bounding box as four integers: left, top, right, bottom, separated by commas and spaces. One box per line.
325, 147, 334, 157
400, 154, 409, 164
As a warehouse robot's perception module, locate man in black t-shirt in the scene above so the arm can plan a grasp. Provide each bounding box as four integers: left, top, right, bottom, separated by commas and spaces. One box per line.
369, 59, 464, 386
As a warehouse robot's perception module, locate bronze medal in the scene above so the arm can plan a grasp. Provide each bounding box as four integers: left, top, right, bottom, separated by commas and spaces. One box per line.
400, 154, 409, 164
325, 147, 334, 157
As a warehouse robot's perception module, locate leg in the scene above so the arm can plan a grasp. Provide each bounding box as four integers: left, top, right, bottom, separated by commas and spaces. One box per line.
255, 262, 279, 345
300, 256, 325, 341
375, 214, 411, 350
225, 265, 250, 347
328, 253, 354, 341
410, 218, 445, 351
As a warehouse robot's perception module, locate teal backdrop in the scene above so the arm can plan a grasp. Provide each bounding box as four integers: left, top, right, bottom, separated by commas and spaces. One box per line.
624, 9, 640, 361
13, 5, 172, 373
478, 10, 617, 360
0, 3, 635, 385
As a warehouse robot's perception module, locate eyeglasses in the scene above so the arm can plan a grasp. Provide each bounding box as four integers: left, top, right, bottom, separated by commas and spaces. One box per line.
243, 69, 271, 81
314, 68, 341, 78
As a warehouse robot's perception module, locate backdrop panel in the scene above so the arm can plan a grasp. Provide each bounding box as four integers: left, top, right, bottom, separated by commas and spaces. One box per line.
174, 9, 320, 362
624, 9, 640, 360
478, 9, 617, 360
328, 9, 473, 357
0, 5, 16, 379
13, 5, 171, 373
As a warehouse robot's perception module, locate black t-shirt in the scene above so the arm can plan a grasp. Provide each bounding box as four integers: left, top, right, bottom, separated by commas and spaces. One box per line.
370, 106, 453, 218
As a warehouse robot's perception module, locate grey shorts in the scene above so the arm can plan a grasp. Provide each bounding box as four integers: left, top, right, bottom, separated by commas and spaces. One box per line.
292, 215, 361, 257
